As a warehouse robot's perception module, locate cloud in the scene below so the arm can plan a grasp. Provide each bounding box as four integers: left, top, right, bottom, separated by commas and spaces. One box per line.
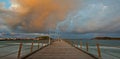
0, 0, 81, 33
0, 13, 11, 32
57, 0, 120, 34
0, 0, 120, 35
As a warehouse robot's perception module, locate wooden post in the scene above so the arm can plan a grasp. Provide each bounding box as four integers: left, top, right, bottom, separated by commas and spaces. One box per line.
41, 43, 43, 47
38, 42, 40, 49
49, 37, 51, 44
96, 43, 102, 58
72, 41, 74, 46
77, 41, 79, 48
31, 42, 34, 53
75, 40, 77, 47
17, 43, 22, 59
86, 42, 89, 51
80, 41, 82, 49
73, 41, 75, 46
74, 40, 76, 47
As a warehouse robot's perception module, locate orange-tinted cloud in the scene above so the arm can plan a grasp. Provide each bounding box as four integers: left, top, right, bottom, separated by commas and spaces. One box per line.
5, 0, 80, 32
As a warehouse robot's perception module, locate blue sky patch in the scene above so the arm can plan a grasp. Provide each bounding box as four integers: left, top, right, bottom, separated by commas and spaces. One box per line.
0, 0, 11, 9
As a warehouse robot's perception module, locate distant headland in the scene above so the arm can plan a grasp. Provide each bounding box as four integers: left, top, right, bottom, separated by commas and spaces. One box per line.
93, 37, 120, 40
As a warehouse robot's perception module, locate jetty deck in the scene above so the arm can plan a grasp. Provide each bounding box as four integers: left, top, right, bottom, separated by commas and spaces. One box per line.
22, 40, 97, 59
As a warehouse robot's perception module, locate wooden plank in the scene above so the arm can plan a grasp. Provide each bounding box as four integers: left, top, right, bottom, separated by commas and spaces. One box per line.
23, 40, 97, 59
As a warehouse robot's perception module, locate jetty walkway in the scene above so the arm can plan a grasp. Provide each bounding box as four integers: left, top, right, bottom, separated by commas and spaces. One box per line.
22, 40, 97, 59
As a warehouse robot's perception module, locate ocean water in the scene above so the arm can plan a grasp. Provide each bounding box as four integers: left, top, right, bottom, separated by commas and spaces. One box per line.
70, 39, 120, 59
0, 40, 120, 59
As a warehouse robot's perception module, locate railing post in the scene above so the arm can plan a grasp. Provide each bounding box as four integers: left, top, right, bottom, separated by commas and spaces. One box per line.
38, 42, 40, 49
96, 43, 102, 58
75, 40, 77, 47
86, 42, 89, 51
31, 42, 34, 53
72, 41, 74, 46
73, 41, 75, 47
77, 41, 79, 48
80, 41, 82, 49
41, 41, 43, 47
17, 43, 23, 59
49, 36, 51, 44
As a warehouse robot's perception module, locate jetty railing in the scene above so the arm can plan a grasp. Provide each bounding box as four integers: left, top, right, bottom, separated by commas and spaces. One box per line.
0, 39, 119, 59
0, 40, 51, 59
64, 39, 120, 59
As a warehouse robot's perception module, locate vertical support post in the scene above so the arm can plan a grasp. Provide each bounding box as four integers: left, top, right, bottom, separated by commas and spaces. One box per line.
77, 41, 79, 48
41, 41, 43, 47
41, 43, 43, 47
74, 40, 75, 46
72, 41, 74, 46
73, 40, 74, 46
45, 40, 47, 46
86, 42, 89, 51
80, 41, 82, 49
73, 41, 75, 47
74, 40, 76, 47
17, 43, 22, 59
31, 42, 34, 53
96, 43, 102, 58
38, 41, 40, 49
76, 40, 77, 47
75, 40, 77, 47
49, 36, 51, 44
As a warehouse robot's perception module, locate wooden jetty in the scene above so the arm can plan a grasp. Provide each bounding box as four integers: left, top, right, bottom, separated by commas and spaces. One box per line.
21, 40, 97, 59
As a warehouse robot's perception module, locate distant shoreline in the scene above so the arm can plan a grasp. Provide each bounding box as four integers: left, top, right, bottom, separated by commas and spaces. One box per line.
93, 37, 120, 40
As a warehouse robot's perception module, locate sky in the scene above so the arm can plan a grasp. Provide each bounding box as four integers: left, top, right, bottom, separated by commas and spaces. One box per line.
0, 0, 120, 39
0, 0, 11, 8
